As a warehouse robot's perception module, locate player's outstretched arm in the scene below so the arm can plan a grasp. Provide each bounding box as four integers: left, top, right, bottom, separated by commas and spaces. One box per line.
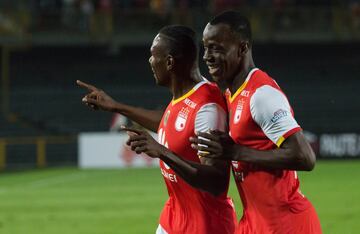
124, 127, 230, 196
191, 130, 316, 171
77, 80, 163, 132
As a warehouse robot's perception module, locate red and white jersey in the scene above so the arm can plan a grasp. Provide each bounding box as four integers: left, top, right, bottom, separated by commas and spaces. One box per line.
226, 68, 315, 233
157, 80, 237, 234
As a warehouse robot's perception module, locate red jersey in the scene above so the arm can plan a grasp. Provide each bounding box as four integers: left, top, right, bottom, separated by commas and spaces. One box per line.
157, 80, 237, 234
226, 68, 321, 234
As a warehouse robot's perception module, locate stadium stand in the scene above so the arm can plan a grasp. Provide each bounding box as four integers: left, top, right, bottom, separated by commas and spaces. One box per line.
1, 2, 359, 168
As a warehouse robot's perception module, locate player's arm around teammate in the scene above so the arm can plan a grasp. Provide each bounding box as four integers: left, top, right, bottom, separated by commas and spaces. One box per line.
77, 80, 163, 132
190, 129, 315, 171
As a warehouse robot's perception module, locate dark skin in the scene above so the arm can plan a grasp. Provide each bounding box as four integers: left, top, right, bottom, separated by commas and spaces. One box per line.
123, 127, 230, 196
77, 80, 163, 132
189, 23, 316, 171
78, 33, 230, 196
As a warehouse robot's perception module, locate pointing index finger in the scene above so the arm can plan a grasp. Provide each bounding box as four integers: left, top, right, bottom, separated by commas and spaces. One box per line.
76, 80, 99, 92
120, 126, 142, 135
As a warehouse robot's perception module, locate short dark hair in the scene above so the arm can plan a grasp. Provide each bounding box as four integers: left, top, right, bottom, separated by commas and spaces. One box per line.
210, 11, 252, 46
158, 25, 198, 64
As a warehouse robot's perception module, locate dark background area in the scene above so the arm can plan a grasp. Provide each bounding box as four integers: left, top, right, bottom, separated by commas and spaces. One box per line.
1, 0, 359, 168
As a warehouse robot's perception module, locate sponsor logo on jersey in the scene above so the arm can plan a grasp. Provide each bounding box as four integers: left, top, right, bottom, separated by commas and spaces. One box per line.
234, 99, 244, 124
161, 168, 178, 183
175, 107, 190, 131
184, 98, 197, 109
240, 90, 250, 97
271, 109, 289, 123
158, 130, 177, 182
161, 161, 178, 182
163, 110, 170, 126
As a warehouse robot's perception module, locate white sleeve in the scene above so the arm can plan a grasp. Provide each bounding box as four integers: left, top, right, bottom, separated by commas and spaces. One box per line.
195, 103, 227, 133
194, 103, 227, 155
250, 85, 300, 146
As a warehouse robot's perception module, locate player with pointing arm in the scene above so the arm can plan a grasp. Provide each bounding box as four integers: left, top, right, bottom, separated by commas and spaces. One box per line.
78, 25, 237, 234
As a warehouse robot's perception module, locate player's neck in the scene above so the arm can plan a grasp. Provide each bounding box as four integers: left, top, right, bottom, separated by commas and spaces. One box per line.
229, 56, 255, 94
171, 67, 202, 100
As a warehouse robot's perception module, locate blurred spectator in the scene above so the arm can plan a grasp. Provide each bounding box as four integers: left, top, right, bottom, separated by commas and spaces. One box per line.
92, 0, 113, 35
62, 0, 77, 30
150, 0, 174, 20
273, 0, 294, 30
134, 0, 148, 8
114, 0, 133, 9
212, 0, 245, 13
350, 0, 360, 32
172, 0, 190, 25
79, 0, 94, 32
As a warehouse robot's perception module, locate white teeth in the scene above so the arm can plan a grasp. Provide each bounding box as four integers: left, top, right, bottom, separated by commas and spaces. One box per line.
209, 66, 219, 74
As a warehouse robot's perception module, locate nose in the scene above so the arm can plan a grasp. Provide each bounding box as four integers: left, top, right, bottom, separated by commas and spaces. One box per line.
149, 56, 152, 64
203, 49, 214, 63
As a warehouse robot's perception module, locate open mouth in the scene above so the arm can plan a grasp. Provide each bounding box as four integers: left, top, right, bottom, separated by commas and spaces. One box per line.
207, 64, 220, 75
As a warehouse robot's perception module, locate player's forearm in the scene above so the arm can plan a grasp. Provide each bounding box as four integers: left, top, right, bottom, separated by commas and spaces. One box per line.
231, 144, 315, 171
112, 102, 163, 132
160, 151, 228, 196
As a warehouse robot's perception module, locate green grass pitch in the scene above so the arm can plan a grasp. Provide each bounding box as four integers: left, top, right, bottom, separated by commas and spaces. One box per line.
0, 160, 359, 234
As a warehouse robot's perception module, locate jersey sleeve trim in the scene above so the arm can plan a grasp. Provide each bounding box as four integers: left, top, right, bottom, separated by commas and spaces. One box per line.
275, 127, 302, 147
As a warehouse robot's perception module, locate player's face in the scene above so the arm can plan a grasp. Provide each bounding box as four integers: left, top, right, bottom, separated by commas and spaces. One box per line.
203, 23, 241, 84
149, 34, 170, 86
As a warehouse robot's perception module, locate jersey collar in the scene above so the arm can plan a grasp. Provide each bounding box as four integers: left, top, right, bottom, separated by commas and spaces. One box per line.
228, 68, 259, 103
171, 78, 209, 105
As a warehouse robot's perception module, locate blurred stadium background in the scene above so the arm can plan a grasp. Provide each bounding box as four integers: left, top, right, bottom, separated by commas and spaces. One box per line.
0, 0, 359, 233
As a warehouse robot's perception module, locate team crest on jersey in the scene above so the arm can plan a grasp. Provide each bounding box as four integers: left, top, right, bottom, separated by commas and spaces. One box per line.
234, 99, 244, 124
175, 107, 190, 131
163, 110, 170, 126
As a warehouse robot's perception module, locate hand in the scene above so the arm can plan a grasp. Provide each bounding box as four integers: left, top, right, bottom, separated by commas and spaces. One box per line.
122, 126, 168, 158
189, 130, 235, 160
77, 80, 117, 112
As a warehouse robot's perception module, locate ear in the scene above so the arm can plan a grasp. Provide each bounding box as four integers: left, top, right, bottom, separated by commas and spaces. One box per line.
238, 41, 249, 56
166, 55, 174, 71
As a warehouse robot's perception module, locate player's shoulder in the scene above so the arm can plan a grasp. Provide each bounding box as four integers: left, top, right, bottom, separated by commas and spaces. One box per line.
193, 79, 225, 105
249, 68, 280, 92
196, 78, 222, 96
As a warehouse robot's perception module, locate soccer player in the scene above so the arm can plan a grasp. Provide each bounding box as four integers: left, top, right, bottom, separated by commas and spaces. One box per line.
78, 25, 237, 234
190, 11, 322, 233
